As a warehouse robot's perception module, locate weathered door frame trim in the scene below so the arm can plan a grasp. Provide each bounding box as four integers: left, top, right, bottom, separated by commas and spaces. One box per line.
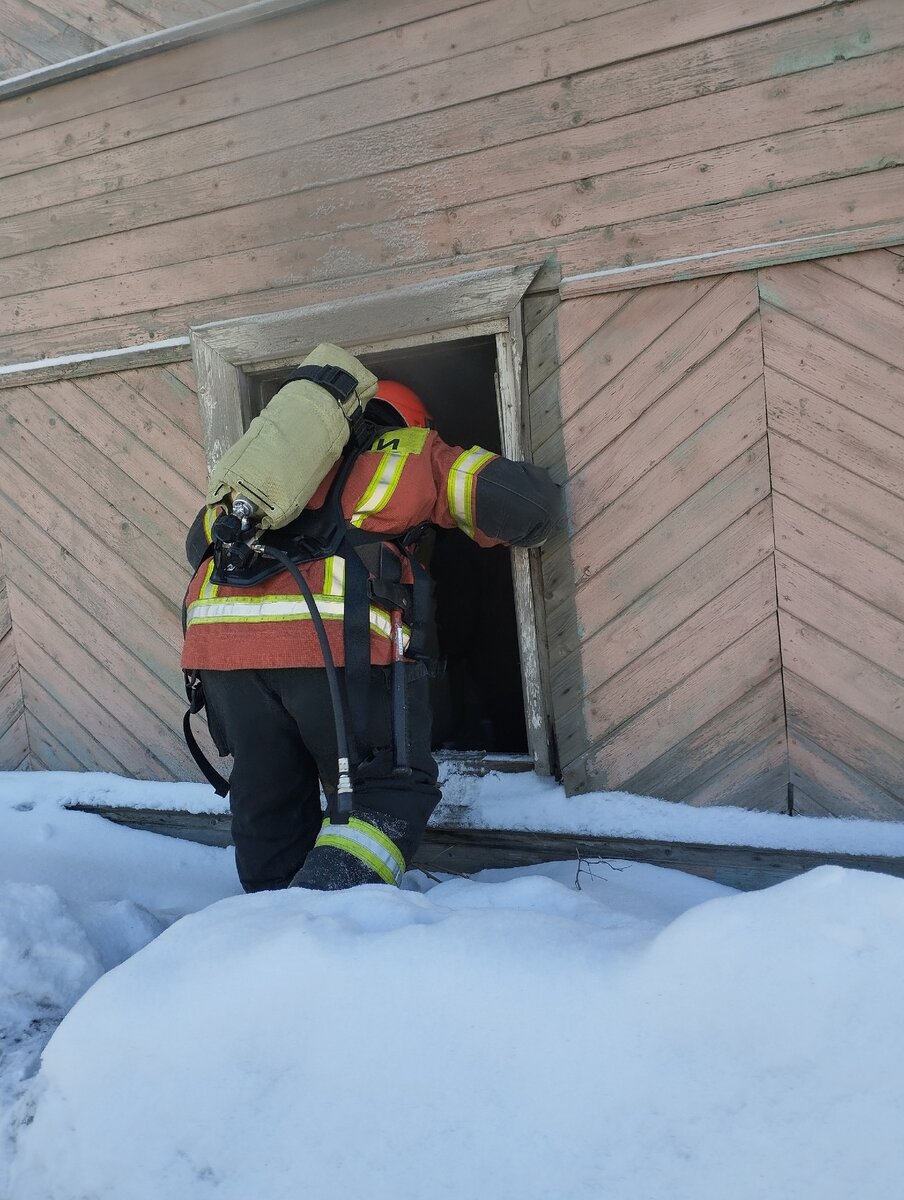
189, 262, 555, 775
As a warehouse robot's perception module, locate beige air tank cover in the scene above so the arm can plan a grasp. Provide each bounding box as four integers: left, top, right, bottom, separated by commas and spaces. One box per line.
206, 343, 378, 531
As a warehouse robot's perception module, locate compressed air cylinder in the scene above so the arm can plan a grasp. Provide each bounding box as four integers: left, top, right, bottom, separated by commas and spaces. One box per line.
206, 343, 378, 531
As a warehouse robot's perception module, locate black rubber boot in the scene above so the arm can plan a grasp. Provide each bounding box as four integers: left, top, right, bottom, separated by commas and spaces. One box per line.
290, 806, 413, 891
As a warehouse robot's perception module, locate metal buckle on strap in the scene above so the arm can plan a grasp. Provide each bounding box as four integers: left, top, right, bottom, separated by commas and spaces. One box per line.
184, 670, 205, 713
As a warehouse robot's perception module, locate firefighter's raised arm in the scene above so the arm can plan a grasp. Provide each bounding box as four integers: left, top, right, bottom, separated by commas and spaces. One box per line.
428, 436, 564, 549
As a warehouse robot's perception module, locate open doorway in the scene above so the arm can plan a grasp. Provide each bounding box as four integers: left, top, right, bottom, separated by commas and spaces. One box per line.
362, 337, 528, 757
251, 335, 529, 758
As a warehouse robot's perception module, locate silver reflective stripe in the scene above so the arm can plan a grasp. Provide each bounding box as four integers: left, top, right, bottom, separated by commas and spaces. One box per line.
186, 597, 396, 638
315, 817, 405, 885
189, 596, 344, 620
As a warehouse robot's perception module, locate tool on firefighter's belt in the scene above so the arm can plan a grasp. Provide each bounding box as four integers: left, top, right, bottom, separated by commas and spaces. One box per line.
390, 608, 411, 777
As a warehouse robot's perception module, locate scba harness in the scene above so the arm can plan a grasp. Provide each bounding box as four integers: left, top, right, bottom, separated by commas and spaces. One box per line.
182, 410, 434, 822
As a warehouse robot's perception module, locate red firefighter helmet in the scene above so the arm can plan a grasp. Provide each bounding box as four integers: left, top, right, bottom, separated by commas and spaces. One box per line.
372, 380, 432, 428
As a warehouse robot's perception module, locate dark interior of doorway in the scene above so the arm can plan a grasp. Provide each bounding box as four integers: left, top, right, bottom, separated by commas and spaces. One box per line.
254, 336, 528, 756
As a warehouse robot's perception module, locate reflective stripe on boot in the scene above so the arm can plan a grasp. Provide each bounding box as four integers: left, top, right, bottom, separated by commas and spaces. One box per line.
291, 811, 407, 890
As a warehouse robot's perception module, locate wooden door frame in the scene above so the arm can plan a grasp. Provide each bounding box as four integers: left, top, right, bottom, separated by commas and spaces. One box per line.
189, 262, 555, 775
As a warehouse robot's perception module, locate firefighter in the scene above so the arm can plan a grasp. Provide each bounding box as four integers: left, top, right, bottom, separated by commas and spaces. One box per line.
181, 379, 562, 893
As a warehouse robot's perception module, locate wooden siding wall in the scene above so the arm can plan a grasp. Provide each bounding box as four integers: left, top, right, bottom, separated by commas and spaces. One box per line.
526, 245, 904, 815
0, 0, 248, 82
762, 248, 904, 820
0, 359, 219, 779
0, 0, 903, 367
532, 275, 785, 809
0, 559, 27, 768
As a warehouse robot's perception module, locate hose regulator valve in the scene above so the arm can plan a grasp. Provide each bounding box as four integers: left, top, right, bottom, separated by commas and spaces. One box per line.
211, 495, 261, 574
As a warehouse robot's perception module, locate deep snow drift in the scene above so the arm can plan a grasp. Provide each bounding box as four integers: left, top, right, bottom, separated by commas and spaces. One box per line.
3, 771, 904, 1199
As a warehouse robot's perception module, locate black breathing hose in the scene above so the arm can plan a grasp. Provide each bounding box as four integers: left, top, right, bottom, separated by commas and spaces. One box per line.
252, 543, 354, 824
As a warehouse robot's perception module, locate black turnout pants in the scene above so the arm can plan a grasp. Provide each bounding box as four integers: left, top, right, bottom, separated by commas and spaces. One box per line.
200, 665, 441, 893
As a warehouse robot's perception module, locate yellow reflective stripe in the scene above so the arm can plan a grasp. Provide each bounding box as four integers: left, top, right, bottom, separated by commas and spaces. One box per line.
351, 449, 407, 529
323, 554, 344, 597
198, 558, 218, 601
315, 816, 405, 885
202, 506, 219, 542
448, 448, 495, 539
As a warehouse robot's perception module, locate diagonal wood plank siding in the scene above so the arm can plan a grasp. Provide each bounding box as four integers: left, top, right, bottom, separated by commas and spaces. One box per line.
761, 248, 904, 819
0, 0, 902, 364
530, 274, 787, 810
0, 360, 223, 780
0, 557, 28, 768
0, 0, 249, 81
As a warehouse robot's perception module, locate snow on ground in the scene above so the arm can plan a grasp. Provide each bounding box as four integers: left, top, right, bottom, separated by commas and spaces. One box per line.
52, 762, 904, 857
2, 771, 904, 1199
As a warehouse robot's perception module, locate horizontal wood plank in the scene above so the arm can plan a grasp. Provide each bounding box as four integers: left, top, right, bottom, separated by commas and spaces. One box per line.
0, 0, 648, 179
7, 48, 902, 282
24, 98, 899, 340
1, 0, 840, 179
2, 2, 897, 362
559, 167, 904, 295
